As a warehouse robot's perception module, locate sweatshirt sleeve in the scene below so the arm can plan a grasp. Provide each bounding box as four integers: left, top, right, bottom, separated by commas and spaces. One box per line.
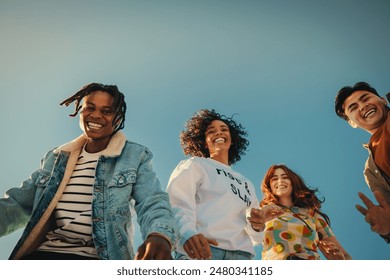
244, 181, 264, 245
166, 158, 202, 248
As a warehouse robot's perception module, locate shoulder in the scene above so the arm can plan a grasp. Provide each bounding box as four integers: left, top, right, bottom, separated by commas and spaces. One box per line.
120, 140, 154, 161
175, 156, 204, 168
41, 148, 59, 164
169, 157, 210, 177
124, 140, 149, 151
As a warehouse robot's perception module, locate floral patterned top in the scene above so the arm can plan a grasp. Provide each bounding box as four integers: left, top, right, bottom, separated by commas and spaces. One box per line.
261, 206, 334, 260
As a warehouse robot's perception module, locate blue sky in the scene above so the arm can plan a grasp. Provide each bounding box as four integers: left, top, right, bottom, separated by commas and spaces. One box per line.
0, 0, 389, 260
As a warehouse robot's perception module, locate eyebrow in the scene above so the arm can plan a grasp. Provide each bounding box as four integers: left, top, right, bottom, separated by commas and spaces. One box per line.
206, 124, 229, 130
346, 93, 371, 111
271, 173, 287, 178
85, 102, 113, 109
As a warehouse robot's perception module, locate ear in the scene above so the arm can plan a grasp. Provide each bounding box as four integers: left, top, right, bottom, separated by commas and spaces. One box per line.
380, 97, 388, 106
348, 119, 358, 128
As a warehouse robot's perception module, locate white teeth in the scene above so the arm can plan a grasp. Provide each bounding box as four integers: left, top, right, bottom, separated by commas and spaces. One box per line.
364, 109, 376, 118
88, 122, 103, 129
215, 138, 225, 143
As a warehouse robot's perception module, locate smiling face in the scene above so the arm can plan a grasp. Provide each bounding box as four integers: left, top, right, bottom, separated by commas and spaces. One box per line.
343, 90, 388, 134
270, 168, 293, 199
205, 120, 232, 156
79, 90, 118, 152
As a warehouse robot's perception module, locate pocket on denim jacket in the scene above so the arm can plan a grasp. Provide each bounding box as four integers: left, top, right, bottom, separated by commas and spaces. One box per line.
107, 170, 137, 217
107, 169, 137, 188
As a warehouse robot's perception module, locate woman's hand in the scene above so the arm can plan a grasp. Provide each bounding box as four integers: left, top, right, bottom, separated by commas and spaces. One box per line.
248, 205, 284, 231
318, 237, 352, 260
183, 233, 218, 260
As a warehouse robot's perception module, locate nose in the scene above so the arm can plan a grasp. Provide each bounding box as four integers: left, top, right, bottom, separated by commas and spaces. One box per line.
89, 110, 102, 119
360, 103, 369, 112
214, 129, 223, 136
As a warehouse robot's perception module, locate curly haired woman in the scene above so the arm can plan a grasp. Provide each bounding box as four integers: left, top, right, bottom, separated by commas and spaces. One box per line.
166, 109, 263, 260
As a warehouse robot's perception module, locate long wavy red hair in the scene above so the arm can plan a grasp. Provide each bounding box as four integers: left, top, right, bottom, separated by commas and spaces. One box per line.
260, 164, 330, 224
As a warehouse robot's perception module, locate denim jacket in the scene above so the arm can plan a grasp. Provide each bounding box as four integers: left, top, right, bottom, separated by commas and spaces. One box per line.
0, 131, 177, 259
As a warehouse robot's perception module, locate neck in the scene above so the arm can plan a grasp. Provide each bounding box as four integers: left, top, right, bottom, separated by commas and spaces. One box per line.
278, 197, 294, 208
85, 138, 110, 153
210, 151, 229, 166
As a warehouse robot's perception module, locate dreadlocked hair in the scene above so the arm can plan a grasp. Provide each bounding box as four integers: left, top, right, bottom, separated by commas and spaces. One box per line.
260, 164, 331, 226
60, 83, 127, 133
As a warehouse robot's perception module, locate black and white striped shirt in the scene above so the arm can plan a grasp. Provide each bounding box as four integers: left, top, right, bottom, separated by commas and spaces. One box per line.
38, 147, 101, 258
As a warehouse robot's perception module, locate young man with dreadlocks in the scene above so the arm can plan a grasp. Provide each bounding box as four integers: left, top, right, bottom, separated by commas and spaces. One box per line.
0, 83, 177, 260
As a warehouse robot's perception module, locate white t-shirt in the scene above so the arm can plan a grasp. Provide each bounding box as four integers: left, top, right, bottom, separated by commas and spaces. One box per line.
166, 157, 262, 257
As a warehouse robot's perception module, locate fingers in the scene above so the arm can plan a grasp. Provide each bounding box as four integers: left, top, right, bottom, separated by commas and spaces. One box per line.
248, 208, 265, 231
248, 206, 284, 232
355, 204, 368, 216
358, 192, 375, 208
250, 208, 263, 220
318, 240, 345, 260
153, 250, 173, 260
269, 209, 284, 219
183, 234, 212, 260
134, 244, 146, 260
183, 238, 199, 259
135, 235, 172, 260
207, 238, 219, 246
262, 205, 284, 221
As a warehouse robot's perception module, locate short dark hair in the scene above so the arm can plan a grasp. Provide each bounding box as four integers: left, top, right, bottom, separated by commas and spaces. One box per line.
60, 83, 127, 133
180, 109, 249, 165
335, 82, 379, 120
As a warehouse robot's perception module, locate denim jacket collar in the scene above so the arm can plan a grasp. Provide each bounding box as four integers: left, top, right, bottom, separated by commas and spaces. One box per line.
53, 131, 126, 157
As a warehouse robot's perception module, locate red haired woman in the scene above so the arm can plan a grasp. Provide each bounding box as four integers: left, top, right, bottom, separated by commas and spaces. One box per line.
249, 164, 351, 260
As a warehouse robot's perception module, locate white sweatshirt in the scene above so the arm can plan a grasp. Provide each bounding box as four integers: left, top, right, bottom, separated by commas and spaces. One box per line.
166, 157, 262, 257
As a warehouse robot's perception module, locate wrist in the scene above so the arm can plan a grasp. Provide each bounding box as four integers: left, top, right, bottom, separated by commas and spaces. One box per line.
147, 233, 172, 249
252, 224, 265, 232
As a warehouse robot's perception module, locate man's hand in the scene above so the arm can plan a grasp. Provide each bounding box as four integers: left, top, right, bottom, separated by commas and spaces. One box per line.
356, 191, 390, 236
183, 233, 218, 260
135, 235, 172, 260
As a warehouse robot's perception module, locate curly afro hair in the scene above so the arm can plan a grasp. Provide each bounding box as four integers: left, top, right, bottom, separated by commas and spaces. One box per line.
180, 109, 249, 165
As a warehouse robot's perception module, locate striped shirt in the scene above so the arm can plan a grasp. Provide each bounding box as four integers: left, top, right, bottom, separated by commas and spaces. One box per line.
38, 147, 100, 258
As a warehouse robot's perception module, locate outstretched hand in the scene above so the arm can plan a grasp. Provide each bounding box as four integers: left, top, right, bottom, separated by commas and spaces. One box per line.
183, 233, 218, 260
248, 205, 284, 232
356, 191, 390, 236
135, 235, 172, 260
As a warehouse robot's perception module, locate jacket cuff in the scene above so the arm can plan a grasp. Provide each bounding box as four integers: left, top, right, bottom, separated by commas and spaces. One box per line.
147, 232, 173, 250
